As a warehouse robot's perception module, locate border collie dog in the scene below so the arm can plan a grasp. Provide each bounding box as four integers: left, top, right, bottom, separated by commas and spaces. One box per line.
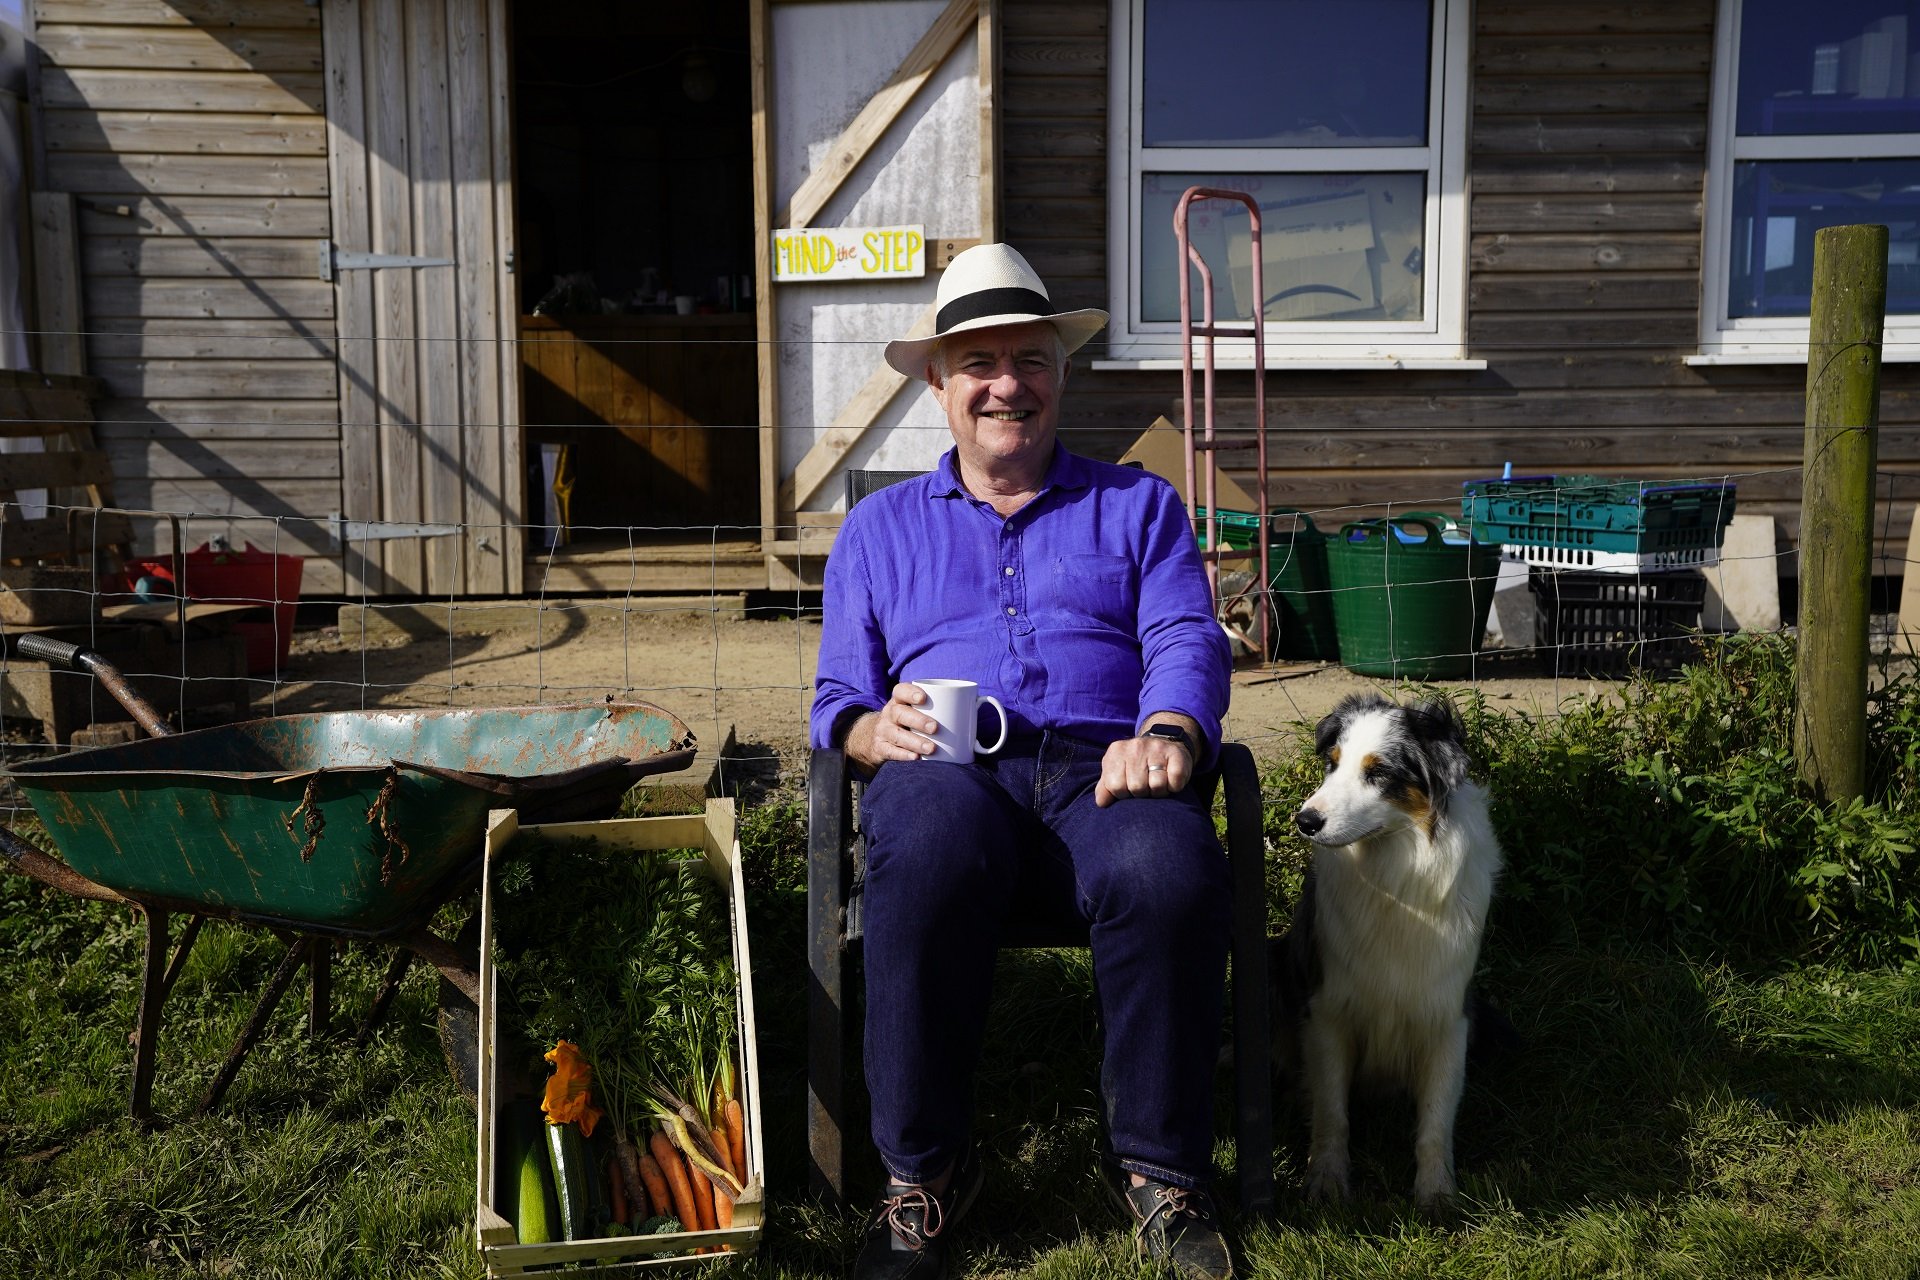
1278, 693, 1502, 1208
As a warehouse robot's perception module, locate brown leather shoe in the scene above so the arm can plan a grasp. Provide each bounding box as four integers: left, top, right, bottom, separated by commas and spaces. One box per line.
851, 1146, 984, 1280
1112, 1174, 1234, 1280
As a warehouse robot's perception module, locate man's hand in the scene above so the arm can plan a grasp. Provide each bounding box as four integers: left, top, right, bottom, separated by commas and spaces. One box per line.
1094, 714, 1199, 807
842, 683, 943, 772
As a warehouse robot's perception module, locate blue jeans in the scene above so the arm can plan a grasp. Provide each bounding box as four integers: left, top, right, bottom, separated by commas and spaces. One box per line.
858, 731, 1231, 1190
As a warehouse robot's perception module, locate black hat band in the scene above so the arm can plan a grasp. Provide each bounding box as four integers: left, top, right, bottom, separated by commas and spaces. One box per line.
936, 287, 1053, 334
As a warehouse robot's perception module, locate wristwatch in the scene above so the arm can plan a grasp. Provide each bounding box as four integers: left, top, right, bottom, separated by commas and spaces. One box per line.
1142, 723, 1194, 756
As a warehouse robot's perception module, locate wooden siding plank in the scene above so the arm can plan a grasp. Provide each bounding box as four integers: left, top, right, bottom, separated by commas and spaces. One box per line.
1003, 156, 1102, 198
1000, 121, 1101, 157
1474, 114, 1705, 155
1469, 272, 1698, 311
34, 24, 323, 72
1002, 74, 1103, 119
409, 0, 463, 595
1183, 422, 1920, 469
1474, 36, 1713, 76
45, 153, 329, 198
1471, 156, 1703, 194
1468, 311, 1699, 348
82, 235, 320, 278
1475, 75, 1709, 116
97, 417, 337, 442
1474, 0, 1713, 36
41, 67, 324, 113
35, 0, 320, 27
368, 0, 425, 594
1000, 36, 1102, 77
95, 398, 339, 429
29, 193, 87, 376
44, 109, 326, 156
93, 358, 339, 400
1472, 193, 1702, 233
84, 277, 335, 319
1206, 389, 1905, 433
88, 320, 337, 362
998, 2, 1103, 39
104, 439, 339, 480
778, 0, 977, 228
1471, 232, 1700, 273
0, 448, 115, 490
450, 0, 507, 595
75, 194, 331, 237
322, 0, 383, 595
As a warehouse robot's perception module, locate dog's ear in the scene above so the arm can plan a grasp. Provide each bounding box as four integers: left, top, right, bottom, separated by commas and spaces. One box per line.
1407, 698, 1470, 811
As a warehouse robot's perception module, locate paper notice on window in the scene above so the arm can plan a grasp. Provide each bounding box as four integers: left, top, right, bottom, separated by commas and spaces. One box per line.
1226, 191, 1378, 323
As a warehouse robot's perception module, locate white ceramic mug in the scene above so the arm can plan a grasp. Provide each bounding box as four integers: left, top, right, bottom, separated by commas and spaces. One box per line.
910, 679, 1009, 764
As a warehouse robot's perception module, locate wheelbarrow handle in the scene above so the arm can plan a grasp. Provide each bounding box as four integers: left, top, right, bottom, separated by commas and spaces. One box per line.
0, 823, 126, 903
8, 634, 176, 738
13, 633, 83, 669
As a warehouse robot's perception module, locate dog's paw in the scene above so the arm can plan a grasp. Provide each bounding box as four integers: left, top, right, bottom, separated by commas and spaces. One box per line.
1302, 1163, 1351, 1203
1412, 1167, 1457, 1212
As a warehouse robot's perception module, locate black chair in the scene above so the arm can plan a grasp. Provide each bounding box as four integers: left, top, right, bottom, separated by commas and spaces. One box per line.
805, 469, 1274, 1215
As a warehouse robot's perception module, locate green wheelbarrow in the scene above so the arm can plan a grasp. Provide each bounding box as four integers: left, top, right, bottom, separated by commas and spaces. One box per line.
0, 633, 697, 1122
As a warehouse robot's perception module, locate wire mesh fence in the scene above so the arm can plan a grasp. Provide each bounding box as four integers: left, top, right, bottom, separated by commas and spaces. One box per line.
0, 453, 1910, 820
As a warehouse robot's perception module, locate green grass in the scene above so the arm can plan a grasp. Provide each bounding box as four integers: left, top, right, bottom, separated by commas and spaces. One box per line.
5, 672, 1920, 1276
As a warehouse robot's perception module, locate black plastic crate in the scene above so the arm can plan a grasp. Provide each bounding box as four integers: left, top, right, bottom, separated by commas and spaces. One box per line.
1529, 569, 1708, 677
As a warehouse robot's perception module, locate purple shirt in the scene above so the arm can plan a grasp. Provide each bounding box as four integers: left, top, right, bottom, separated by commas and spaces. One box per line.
810, 445, 1232, 764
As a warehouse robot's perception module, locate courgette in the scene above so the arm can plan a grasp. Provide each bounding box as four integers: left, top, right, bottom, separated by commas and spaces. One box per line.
513, 1115, 559, 1245
545, 1119, 593, 1241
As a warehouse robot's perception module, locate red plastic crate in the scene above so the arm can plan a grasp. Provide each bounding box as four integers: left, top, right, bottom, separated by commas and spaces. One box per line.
126, 545, 304, 675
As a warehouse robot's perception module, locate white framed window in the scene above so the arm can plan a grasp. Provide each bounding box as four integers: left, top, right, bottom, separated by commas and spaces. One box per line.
1700, 0, 1920, 362
1099, 0, 1473, 369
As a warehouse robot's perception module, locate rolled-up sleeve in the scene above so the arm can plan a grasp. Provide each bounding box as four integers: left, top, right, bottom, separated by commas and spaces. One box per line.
1133, 483, 1232, 768
810, 513, 892, 750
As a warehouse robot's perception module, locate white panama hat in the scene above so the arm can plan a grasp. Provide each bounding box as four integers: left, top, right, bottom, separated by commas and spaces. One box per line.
883, 242, 1108, 377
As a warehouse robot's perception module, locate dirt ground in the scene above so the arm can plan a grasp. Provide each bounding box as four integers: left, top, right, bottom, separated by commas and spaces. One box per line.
267, 605, 1631, 787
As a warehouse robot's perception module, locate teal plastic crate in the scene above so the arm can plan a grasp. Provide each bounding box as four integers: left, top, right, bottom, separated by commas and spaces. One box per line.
1462, 475, 1737, 556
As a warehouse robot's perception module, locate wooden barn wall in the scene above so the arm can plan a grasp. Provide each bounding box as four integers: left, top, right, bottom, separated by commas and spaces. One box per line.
1001, 0, 1920, 574
32, 0, 345, 593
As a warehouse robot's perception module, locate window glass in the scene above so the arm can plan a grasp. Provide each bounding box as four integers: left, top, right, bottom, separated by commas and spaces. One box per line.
1141, 0, 1431, 147
1140, 172, 1427, 323
1737, 0, 1920, 136
1727, 159, 1920, 316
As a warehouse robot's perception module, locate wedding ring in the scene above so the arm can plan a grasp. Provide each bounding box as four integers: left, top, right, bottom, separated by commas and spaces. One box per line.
1147, 764, 1166, 772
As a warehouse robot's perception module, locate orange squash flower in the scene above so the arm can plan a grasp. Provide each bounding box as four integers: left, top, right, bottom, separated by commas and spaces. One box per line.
541, 1039, 604, 1137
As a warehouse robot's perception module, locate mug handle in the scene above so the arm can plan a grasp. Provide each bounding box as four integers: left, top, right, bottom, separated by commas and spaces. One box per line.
974, 695, 1009, 755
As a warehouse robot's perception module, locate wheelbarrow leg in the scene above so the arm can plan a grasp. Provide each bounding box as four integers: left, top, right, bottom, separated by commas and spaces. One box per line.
197, 937, 311, 1115
158, 915, 204, 1002
310, 942, 332, 1042
129, 906, 171, 1126
354, 949, 414, 1046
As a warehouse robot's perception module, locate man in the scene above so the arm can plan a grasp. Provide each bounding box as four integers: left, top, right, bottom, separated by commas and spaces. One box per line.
810, 243, 1236, 1280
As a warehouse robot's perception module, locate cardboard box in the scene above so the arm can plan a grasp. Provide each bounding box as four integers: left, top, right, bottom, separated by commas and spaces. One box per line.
474, 802, 764, 1273
1117, 416, 1260, 511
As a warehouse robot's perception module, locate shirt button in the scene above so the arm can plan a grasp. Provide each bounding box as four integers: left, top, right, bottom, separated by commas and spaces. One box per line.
1006, 606, 1016, 616
1003, 566, 1014, 577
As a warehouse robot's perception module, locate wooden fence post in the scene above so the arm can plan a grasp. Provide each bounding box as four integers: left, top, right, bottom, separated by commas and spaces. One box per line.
1795, 223, 1886, 803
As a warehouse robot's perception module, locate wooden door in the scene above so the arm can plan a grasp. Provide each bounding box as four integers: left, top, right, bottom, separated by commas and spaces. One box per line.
753, 0, 1000, 581
321, 0, 522, 596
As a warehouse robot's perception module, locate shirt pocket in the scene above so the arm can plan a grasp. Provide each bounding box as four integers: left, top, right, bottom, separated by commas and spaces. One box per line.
1051, 554, 1136, 628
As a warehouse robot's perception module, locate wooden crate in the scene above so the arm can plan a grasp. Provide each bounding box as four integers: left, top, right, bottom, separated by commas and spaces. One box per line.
474, 802, 765, 1273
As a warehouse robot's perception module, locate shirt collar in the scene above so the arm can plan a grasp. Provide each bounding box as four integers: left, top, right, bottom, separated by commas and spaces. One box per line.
929, 443, 1092, 501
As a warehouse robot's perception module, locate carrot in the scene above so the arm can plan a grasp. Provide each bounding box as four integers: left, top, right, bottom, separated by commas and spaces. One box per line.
637, 1151, 671, 1227
613, 1130, 648, 1221
724, 1097, 746, 1182
713, 1177, 734, 1230
607, 1153, 630, 1225
686, 1161, 718, 1233
648, 1130, 701, 1235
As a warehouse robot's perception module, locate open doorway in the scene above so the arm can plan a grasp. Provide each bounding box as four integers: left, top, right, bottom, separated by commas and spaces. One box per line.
511, 0, 760, 578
